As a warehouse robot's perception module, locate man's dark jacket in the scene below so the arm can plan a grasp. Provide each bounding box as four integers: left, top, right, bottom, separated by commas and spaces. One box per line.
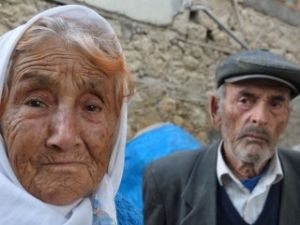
143, 142, 300, 225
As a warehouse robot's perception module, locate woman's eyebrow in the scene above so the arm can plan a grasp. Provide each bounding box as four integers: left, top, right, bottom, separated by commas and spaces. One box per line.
18, 72, 58, 86
78, 73, 111, 90
79, 77, 109, 104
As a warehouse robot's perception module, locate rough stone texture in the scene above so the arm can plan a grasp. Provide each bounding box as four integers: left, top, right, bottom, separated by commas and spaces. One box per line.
1, 0, 300, 148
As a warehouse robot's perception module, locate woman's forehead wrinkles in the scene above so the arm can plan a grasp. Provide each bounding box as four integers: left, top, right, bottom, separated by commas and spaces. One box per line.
12, 48, 108, 88
17, 50, 91, 66
14, 69, 107, 92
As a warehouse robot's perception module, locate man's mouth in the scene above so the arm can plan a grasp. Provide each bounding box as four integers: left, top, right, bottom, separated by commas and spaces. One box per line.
242, 133, 269, 143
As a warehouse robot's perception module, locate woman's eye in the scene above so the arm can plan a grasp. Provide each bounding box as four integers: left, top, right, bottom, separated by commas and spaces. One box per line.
85, 104, 101, 112
239, 97, 249, 105
25, 99, 45, 108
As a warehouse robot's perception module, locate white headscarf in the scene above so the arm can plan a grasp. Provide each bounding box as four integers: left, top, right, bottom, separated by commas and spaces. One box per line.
0, 5, 128, 225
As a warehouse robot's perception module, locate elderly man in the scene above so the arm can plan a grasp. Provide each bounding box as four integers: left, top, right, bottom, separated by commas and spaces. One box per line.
143, 50, 300, 225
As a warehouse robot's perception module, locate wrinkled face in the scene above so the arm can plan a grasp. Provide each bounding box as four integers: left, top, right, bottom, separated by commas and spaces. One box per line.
0, 38, 119, 205
212, 80, 290, 166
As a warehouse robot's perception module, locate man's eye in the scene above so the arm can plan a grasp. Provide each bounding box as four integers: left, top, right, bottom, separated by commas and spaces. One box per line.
237, 96, 254, 109
270, 101, 283, 109
25, 99, 45, 108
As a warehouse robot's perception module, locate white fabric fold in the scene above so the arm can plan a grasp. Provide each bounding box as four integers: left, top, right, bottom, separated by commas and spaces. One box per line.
0, 4, 127, 225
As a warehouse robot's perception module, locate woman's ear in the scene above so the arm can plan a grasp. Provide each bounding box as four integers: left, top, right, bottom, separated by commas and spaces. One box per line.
209, 95, 222, 129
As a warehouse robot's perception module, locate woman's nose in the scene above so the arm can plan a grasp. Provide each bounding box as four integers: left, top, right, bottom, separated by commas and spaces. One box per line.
46, 110, 81, 151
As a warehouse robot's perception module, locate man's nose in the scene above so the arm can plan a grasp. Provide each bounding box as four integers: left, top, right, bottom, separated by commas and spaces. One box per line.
46, 110, 81, 150
250, 103, 269, 126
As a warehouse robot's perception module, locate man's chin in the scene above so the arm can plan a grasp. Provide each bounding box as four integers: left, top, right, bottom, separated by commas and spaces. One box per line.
235, 143, 271, 164
237, 153, 261, 164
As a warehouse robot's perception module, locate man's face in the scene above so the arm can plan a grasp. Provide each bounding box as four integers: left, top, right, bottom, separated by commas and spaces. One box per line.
1, 38, 119, 205
214, 80, 290, 166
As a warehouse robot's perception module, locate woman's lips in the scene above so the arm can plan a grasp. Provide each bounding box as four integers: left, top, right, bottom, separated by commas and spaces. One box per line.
40, 161, 86, 172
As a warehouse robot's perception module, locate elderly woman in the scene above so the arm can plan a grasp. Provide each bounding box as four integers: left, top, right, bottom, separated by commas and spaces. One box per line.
0, 4, 136, 225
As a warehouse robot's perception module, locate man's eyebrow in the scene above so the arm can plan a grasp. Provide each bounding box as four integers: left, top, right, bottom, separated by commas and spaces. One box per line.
270, 95, 287, 102
237, 89, 289, 102
237, 90, 256, 98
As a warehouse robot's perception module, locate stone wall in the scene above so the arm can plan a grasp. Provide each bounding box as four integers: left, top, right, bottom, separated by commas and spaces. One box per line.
1, 0, 300, 148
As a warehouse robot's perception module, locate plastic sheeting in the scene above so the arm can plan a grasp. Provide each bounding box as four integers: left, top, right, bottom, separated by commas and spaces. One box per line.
118, 123, 202, 212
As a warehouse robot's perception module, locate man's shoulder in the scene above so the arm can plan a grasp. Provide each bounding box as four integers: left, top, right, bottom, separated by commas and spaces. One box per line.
143, 143, 218, 200
278, 149, 300, 176
144, 144, 215, 181
148, 147, 206, 171
279, 148, 300, 166
143, 148, 204, 192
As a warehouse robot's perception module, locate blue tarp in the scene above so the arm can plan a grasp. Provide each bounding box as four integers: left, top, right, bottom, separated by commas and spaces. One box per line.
118, 123, 202, 213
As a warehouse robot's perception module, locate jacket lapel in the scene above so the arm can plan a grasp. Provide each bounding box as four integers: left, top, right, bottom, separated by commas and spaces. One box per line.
181, 143, 219, 225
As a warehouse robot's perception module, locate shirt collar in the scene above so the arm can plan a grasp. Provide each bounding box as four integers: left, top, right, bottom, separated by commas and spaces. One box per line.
216, 140, 283, 187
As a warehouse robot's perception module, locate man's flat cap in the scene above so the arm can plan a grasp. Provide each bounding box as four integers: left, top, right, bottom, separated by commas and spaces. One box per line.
216, 49, 300, 98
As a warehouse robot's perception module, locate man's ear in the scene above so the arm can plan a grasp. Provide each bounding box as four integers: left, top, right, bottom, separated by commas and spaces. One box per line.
209, 95, 222, 129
